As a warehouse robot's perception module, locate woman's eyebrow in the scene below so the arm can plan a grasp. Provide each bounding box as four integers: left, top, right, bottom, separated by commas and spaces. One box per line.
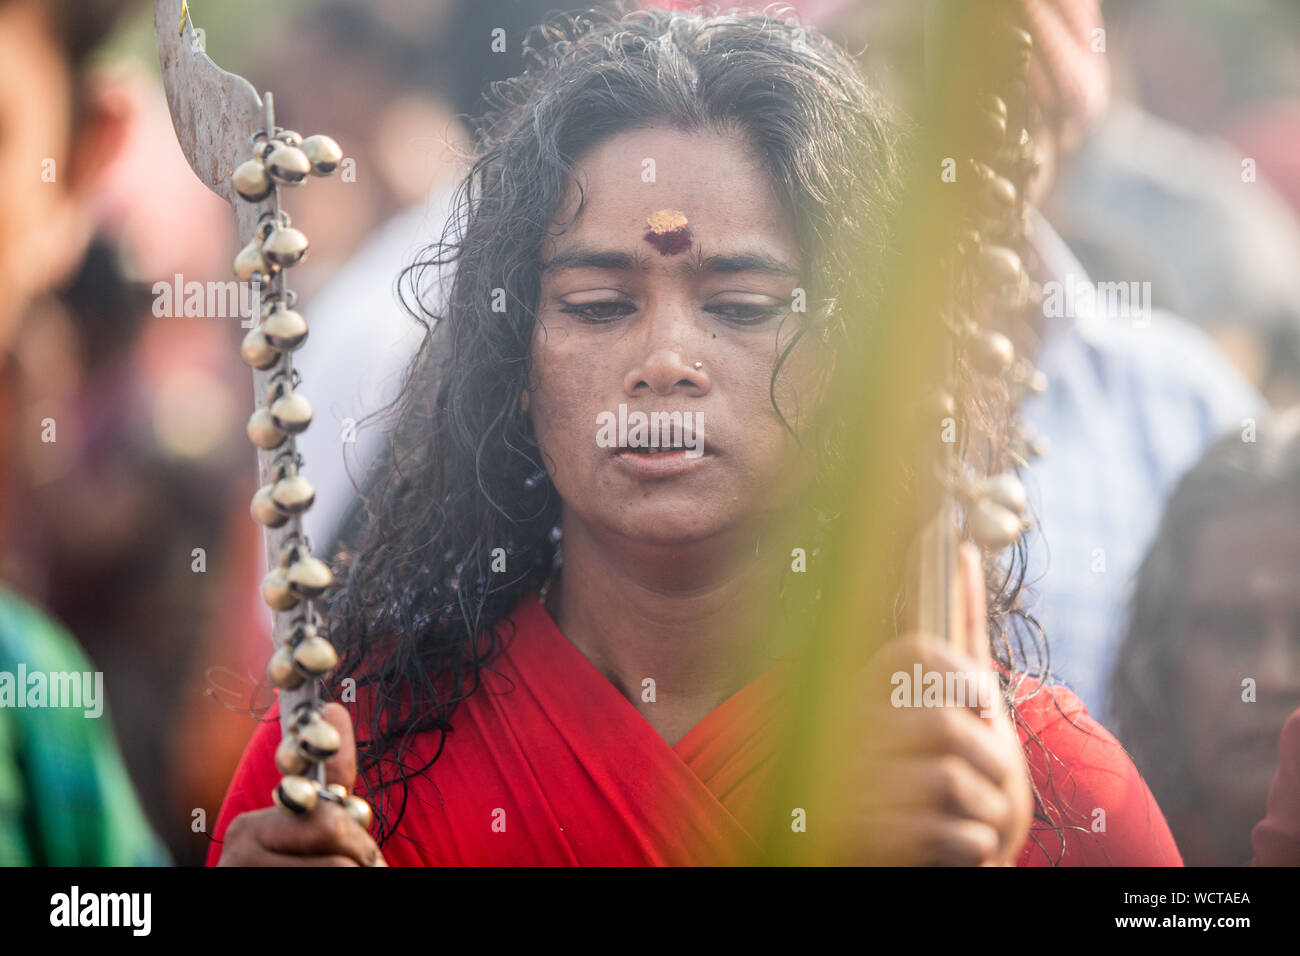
540, 248, 642, 274
541, 245, 799, 277
697, 251, 800, 277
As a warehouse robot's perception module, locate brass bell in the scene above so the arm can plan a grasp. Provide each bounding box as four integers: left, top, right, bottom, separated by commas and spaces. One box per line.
979, 473, 1028, 517
266, 644, 305, 689
287, 556, 333, 599
292, 633, 339, 678
980, 175, 1017, 216
1009, 27, 1033, 74
261, 566, 301, 611
265, 144, 312, 185
271, 472, 316, 516
1013, 359, 1049, 396
270, 387, 313, 434
234, 238, 275, 283
301, 134, 343, 176
232, 158, 273, 202
324, 783, 373, 830
978, 109, 1008, 154
273, 775, 318, 816
247, 407, 288, 450
263, 307, 309, 351
271, 471, 316, 515
296, 714, 341, 761
240, 325, 279, 370
978, 245, 1022, 288
276, 130, 304, 147
1012, 422, 1050, 461
928, 388, 955, 419
275, 736, 310, 775
263, 227, 309, 267
251, 483, 290, 528
289, 618, 319, 643
1016, 125, 1032, 149
970, 329, 1015, 376
344, 795, 373, 830
970, 496, 1023, 551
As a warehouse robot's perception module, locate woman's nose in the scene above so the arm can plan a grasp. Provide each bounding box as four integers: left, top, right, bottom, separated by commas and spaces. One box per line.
625, 348, 711, 397
623, 302, 711, 397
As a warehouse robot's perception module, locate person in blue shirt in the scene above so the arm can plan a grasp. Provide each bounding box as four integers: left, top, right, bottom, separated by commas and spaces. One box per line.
1019, 209, 1261, 724
1004, 0, 1264, 725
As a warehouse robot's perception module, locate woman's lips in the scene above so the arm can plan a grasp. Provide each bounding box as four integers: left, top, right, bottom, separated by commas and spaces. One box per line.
612, 447, 712, 478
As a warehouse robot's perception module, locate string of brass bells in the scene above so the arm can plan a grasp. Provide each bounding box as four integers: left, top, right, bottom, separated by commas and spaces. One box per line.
272, 702, 371, 828
940, 14, 1047, 554
230, 113, 368, 828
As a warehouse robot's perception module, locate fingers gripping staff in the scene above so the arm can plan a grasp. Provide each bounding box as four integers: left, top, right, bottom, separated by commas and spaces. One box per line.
153, 0, 367, 830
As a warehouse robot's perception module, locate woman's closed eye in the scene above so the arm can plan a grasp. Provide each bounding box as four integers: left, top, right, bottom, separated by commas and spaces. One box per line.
557, 299, 636, 322
704, 302, 786, 324
556, 298, 788, 325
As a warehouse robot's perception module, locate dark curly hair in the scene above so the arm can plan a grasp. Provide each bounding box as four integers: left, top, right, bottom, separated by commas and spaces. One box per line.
325, 5, 1052, 851
1111, 411, 1300, 835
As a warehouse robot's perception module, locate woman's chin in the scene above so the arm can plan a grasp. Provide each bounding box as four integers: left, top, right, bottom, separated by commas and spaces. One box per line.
600, 504, 732, 550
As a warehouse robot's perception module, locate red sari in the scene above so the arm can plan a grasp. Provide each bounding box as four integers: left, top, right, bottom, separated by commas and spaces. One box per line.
208, 593, 1182, 866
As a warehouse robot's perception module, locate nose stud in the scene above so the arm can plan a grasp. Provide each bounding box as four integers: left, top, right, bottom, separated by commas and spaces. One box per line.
693, 362, 703, 370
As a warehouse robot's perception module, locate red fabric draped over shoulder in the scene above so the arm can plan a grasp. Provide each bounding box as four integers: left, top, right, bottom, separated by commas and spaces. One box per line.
208, 593, 1181, 866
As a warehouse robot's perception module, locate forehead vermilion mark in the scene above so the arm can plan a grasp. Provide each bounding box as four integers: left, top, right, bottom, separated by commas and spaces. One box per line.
644, 208, 693, 256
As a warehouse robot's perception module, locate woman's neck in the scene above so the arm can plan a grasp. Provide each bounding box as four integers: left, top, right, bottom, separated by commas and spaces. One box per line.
547, 511, 797, 746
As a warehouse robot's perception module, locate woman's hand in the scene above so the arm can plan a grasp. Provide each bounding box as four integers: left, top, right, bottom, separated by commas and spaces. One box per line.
836, 544, 1034, 865
217, 703, 387, 866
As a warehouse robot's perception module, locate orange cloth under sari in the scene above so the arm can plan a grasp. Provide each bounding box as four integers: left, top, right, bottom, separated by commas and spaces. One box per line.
208, 593, 1182, 866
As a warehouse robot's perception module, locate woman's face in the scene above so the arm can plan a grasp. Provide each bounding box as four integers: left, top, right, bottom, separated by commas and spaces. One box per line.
1177, 504, 1300, 817
528, 124, 820, 549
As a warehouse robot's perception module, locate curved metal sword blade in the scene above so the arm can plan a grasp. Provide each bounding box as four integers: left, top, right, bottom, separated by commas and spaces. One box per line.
154, 0, 262, 208
154, 1, 318, 741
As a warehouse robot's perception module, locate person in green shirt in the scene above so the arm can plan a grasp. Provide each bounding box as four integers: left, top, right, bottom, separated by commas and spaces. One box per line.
0, 588, 167, 865
0, 0, 165, 865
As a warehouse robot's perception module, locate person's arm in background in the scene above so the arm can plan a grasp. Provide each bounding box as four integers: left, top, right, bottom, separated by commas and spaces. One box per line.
0, 587, 169, 866
1252, 706, 1300, 866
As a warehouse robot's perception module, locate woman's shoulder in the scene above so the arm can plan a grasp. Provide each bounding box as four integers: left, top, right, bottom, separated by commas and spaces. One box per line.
1009, 677, 1183, 866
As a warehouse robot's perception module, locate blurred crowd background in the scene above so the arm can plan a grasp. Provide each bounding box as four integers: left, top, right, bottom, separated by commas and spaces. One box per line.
1, 0, 1298, 866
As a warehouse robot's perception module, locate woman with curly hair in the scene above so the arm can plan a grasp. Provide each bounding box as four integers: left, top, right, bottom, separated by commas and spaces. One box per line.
209, 7, 1179, 866
1112, 411, 1300, 865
